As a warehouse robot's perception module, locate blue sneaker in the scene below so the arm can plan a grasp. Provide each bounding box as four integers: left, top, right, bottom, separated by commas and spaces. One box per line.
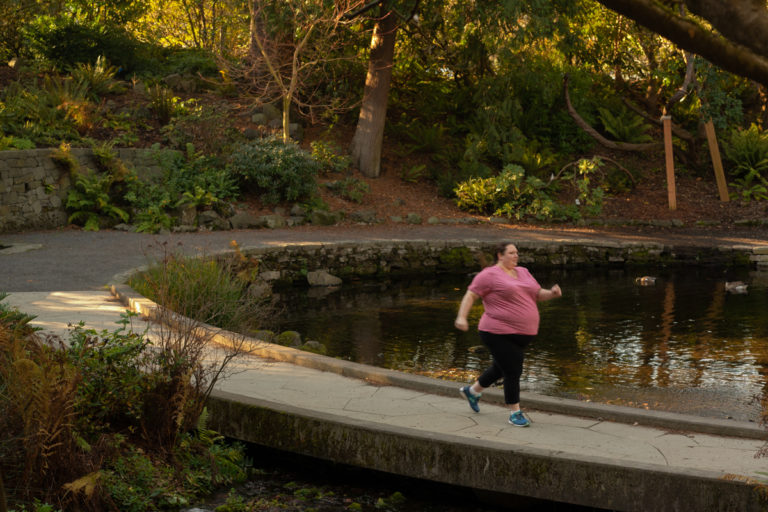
460, 386, 481, 413
508, 410, 530, 427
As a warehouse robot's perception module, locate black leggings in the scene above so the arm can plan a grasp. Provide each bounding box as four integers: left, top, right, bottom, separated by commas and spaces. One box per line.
477, 331, 535, 405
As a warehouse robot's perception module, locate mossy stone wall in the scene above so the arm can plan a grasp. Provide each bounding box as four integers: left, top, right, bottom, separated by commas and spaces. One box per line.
0, 147, 175, 233
241, 239, 759, 285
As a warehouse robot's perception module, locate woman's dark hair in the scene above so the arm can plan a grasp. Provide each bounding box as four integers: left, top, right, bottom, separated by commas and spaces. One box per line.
494, 242, 515, 262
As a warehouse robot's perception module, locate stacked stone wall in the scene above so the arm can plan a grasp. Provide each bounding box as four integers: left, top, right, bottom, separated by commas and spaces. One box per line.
239, 239, 758, 286
0, 148, 173, 233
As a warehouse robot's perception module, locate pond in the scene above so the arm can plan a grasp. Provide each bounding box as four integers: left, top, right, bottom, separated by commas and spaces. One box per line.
272, 265, 768, 423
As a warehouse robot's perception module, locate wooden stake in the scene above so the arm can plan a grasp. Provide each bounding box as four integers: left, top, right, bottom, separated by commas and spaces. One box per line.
704, 120, 730, 202
662, 115, 677, 211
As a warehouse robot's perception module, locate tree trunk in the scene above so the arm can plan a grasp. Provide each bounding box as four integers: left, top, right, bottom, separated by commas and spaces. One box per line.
350, 7, 398, 178
249, 0, 263, 62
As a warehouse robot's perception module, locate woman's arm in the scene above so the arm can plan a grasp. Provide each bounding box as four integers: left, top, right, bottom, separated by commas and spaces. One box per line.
537, 284, 562, 302
454, 290, 479, 331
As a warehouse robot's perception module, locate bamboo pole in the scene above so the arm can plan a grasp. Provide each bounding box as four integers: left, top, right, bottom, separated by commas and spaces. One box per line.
704, 120, 730, 202
662, 115, 677, 210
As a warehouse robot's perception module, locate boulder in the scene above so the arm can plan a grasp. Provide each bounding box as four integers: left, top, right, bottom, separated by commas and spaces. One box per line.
306, 270, 342, 286
276, 330, 302, 347
230, 211, 262, 229
300, 340, 327, 355
198, 210, 230, 230
406, 213, 422, 224
309, 210, 342, 226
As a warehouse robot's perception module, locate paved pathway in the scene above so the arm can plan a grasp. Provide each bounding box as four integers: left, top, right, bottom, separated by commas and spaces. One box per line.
3, 224, 768, 510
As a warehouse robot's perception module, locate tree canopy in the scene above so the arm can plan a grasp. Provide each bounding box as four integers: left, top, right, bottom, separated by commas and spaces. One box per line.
596, 0, 768, 87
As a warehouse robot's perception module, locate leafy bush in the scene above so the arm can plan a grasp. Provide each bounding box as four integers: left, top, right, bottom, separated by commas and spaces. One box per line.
323, 177, 369, 203
453, 175, 503, 214
454, 163, 605, 222
65, 318, 151, 438
162, 48, 220, 77
161, 101, 243, 155
310, 140, 351, 174
25, 16, 148, 73
227, 136, 320, 204
0, 135, 35, 150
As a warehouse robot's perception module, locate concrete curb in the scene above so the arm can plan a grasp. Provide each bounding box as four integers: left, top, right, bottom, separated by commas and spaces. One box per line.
206, 389, 768, 512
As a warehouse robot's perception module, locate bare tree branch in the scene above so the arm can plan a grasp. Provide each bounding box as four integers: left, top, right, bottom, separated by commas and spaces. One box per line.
564, 75, 663, 152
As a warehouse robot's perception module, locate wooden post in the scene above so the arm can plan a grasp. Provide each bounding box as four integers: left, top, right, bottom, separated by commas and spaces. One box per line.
662, 115, 677, 210
704, 119, 730, 202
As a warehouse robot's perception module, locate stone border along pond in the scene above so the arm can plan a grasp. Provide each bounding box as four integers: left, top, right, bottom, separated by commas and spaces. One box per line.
240, 238, 765, 287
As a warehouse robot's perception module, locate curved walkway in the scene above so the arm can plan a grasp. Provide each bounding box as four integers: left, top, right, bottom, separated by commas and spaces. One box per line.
3, 224, 768, 511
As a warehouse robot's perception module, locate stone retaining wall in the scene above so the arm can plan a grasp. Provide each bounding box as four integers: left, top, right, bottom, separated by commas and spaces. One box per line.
239, 239, 760, 286
0, 148, 171, 233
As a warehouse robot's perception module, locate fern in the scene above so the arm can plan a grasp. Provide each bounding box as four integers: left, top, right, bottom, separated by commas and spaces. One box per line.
597, 106, 653, 143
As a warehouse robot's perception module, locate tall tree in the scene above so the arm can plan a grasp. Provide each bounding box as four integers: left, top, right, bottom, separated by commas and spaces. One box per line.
595, 0, 768, 87
349, 3, 399, 178
239, 0, 359, 141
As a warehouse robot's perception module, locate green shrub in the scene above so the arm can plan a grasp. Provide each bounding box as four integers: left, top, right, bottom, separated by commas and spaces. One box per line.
310, 140, 351, 174
227, 136, 320, 204
25, 16, 147, 73
65, 318, 151, 438
0, 292, 39, 334
323, 177, 369, 203
160, 101, 243, 155
1, 286, 251, 509
128, 254, 249, 331
0, 135, 35, 150
162, 48, 220, 77
454, 164, 580, 221
453, 175, 502, 214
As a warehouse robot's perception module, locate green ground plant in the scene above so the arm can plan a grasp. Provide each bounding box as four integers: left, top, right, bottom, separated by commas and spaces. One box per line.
597, 105, 653, 143
1, 251, 259, 509
227, 136, 320, 205
323, 177, 370, 203
453, 162, 606, 222
724, 124, 768, 201
309, 140, 351, 175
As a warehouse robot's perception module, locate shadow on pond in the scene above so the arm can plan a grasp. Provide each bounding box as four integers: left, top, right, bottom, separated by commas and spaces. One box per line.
272, 265, 768, 423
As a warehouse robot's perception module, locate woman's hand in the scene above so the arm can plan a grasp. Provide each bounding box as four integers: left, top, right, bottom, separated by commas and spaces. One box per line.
455, 317, 469, 331
538, 284, 562, 301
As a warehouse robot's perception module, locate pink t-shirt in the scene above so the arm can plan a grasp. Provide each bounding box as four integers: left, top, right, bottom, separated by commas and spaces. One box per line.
468, 265, 541, 335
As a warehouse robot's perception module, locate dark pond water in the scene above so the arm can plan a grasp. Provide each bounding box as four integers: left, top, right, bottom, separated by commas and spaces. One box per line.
273, 266, 768, 423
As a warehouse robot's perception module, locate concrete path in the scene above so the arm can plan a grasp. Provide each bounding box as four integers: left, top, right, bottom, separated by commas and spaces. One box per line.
3, 224, 768, 510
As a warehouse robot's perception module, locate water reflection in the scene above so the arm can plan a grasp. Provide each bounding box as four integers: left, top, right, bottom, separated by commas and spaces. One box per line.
273, 266, 768, 422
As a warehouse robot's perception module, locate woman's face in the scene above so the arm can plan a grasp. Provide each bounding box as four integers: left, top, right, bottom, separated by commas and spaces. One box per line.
497, 244, 519, 268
